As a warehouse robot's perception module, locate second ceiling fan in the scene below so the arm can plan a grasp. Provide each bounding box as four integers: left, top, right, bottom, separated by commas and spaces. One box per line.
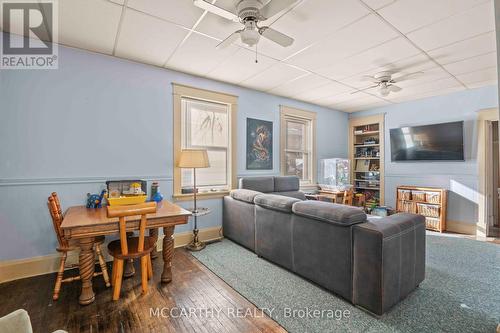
193, 0, 297, 49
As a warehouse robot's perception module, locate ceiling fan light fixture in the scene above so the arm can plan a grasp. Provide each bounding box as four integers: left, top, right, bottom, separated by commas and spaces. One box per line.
379, 85, 390, 97
239, 20, 261, 47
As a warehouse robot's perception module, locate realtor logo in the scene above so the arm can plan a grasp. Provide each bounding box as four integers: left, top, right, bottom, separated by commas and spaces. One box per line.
1, 0, 58, 69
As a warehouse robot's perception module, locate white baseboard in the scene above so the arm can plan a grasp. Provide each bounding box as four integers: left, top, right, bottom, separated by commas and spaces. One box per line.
0, 226, 223, 284
446, 220, 477, 235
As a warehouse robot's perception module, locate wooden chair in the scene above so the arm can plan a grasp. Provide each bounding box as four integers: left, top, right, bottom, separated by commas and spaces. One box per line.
342, 188, 354, 206
47, 192, 110, 300
107, 202, 157, 301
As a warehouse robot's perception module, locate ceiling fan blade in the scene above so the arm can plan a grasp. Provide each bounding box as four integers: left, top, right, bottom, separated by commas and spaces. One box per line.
193, 0, 239, 22
393, 72, 424, 83
360, 75, 379, 83
260, 0, 297, 19
259, 27, 294, 47
216, 31, 241, 49
351, 85, 379, 94
389, 84, 402, 92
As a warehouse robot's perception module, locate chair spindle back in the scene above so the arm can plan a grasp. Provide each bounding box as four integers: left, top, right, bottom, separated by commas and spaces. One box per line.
107, 202, 157, 255
47, 193, 68, 248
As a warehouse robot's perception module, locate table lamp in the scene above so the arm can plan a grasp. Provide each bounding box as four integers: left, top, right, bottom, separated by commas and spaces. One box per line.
178, 149, 210, 251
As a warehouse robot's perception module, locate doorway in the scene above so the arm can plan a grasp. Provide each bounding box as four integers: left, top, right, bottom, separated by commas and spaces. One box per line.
477, 108, 499, 237
490, 121, 499, 236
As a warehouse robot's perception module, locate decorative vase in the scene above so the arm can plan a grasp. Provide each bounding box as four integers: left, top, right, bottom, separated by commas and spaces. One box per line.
152, 189, 163, 202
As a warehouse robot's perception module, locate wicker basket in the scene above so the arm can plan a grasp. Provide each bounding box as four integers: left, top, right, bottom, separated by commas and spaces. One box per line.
417, 203, 440, 218
412, 191, 426, 202
399, 200, 416, 214
425, 217, 441, 230
398, 189, 411, 201
426, 191, 441, 204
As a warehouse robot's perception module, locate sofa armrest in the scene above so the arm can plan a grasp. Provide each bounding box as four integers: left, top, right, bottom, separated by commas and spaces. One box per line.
352, 213, 426, 315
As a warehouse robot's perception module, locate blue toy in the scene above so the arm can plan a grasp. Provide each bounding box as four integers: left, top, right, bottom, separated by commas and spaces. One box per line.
86, 190, 107, 208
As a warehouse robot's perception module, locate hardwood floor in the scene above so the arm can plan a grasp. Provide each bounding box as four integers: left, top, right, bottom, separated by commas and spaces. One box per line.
0, 248, 286, 333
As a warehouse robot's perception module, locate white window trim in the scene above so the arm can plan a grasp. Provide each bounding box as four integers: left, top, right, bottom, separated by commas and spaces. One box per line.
280, 105, 317, 187
173, 83, 237, 201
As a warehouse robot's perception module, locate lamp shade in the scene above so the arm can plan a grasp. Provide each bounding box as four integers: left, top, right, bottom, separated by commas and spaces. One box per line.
177, 149, 210, 168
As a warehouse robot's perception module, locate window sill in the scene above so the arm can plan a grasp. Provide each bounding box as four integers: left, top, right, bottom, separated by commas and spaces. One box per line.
172, 191, 230, 202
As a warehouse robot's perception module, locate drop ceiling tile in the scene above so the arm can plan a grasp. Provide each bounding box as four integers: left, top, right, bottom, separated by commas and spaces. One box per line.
206, 48, 277, 84
456, 67, 498, 85
378, 0, 489, 34
286, 14, 399, 70
389, 86, 465, 103
127, 0, 204, 28
427, 32, 497, 65
296, 82, 352, 102
407, 1, 495, 51
115, 10, 189, 66
466, 79, 498, 89
344, 100, 392, 113
268, 74, 332, 97
166, 33, 239, 76
443, 52, 497, 76
316, 37, 421, 80
58, 0, 123, 54
240, 63, 308, 91
361, 0, 396, 10
318, 91, 369, 107
258, 0, 370, 60
329, 94, 387, 110
108, 0, 125, 5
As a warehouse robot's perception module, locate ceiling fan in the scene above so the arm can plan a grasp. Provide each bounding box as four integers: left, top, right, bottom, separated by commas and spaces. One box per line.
353, 71, 424, 97
193, 0, 297, 49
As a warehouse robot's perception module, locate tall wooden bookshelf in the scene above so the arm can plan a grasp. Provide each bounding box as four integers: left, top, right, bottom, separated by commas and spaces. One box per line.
349, 114, 385, 207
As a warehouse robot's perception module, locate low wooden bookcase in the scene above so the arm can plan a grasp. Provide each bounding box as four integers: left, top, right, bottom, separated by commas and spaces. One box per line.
396, 185, 448, 232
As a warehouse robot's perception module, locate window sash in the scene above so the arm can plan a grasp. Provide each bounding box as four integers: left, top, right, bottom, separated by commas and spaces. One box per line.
280, 107, 316, 185
180, 97, 231, 191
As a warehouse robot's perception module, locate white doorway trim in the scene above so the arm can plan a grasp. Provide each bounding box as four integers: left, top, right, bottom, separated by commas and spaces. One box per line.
477, 108, 499, 237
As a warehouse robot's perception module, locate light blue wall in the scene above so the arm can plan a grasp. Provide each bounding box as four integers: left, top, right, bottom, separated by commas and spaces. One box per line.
351, 86, 498, 226
0, 38, 348, 261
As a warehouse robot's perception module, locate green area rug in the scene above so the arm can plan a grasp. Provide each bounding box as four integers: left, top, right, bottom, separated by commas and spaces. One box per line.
192, 235, 500, 332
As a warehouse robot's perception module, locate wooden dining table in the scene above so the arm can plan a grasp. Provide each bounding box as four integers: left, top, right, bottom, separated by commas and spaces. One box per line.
61, 200, 191, 305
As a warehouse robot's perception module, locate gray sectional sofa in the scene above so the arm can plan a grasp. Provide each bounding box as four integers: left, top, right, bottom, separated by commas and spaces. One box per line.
223, 176, 426, 316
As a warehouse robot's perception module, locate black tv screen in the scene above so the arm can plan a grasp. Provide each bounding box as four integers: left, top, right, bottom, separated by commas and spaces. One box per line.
390, 121, 464, 161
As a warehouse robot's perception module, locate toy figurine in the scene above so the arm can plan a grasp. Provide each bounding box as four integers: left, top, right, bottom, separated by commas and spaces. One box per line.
86, 190, 107, 208
122, 182, 145, 196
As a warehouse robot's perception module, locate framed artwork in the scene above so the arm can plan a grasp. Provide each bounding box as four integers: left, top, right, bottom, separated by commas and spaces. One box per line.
246, 118, 273, 170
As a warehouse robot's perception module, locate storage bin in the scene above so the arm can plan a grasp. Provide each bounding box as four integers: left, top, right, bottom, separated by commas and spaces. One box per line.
417, 203, 440, 218
398, 189, 411, 201
426, 191, 441, 204
398, 200, 416, 214
412, 191, 426, 202
425, 217, 441, 230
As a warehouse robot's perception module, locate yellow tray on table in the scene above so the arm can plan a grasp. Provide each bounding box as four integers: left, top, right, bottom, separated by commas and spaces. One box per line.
106, 195, 147, 206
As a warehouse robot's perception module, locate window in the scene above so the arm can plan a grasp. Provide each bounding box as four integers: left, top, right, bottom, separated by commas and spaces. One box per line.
173, 84, 237, 200
280, 106, 316, 186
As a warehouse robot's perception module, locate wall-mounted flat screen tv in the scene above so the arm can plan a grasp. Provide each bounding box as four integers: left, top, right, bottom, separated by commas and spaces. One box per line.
390, 121, 464, 161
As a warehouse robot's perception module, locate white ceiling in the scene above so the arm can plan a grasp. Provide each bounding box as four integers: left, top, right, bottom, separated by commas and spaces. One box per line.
3, 0, 498, 112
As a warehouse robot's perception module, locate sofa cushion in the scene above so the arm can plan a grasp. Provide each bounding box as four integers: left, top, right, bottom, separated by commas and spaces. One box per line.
270, 191, 306, 200
292, 201, 367, 226
230, 189, 261, 204
239, 177, 274, 193
274, 176, 300, 192
254, 194, 301, 213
